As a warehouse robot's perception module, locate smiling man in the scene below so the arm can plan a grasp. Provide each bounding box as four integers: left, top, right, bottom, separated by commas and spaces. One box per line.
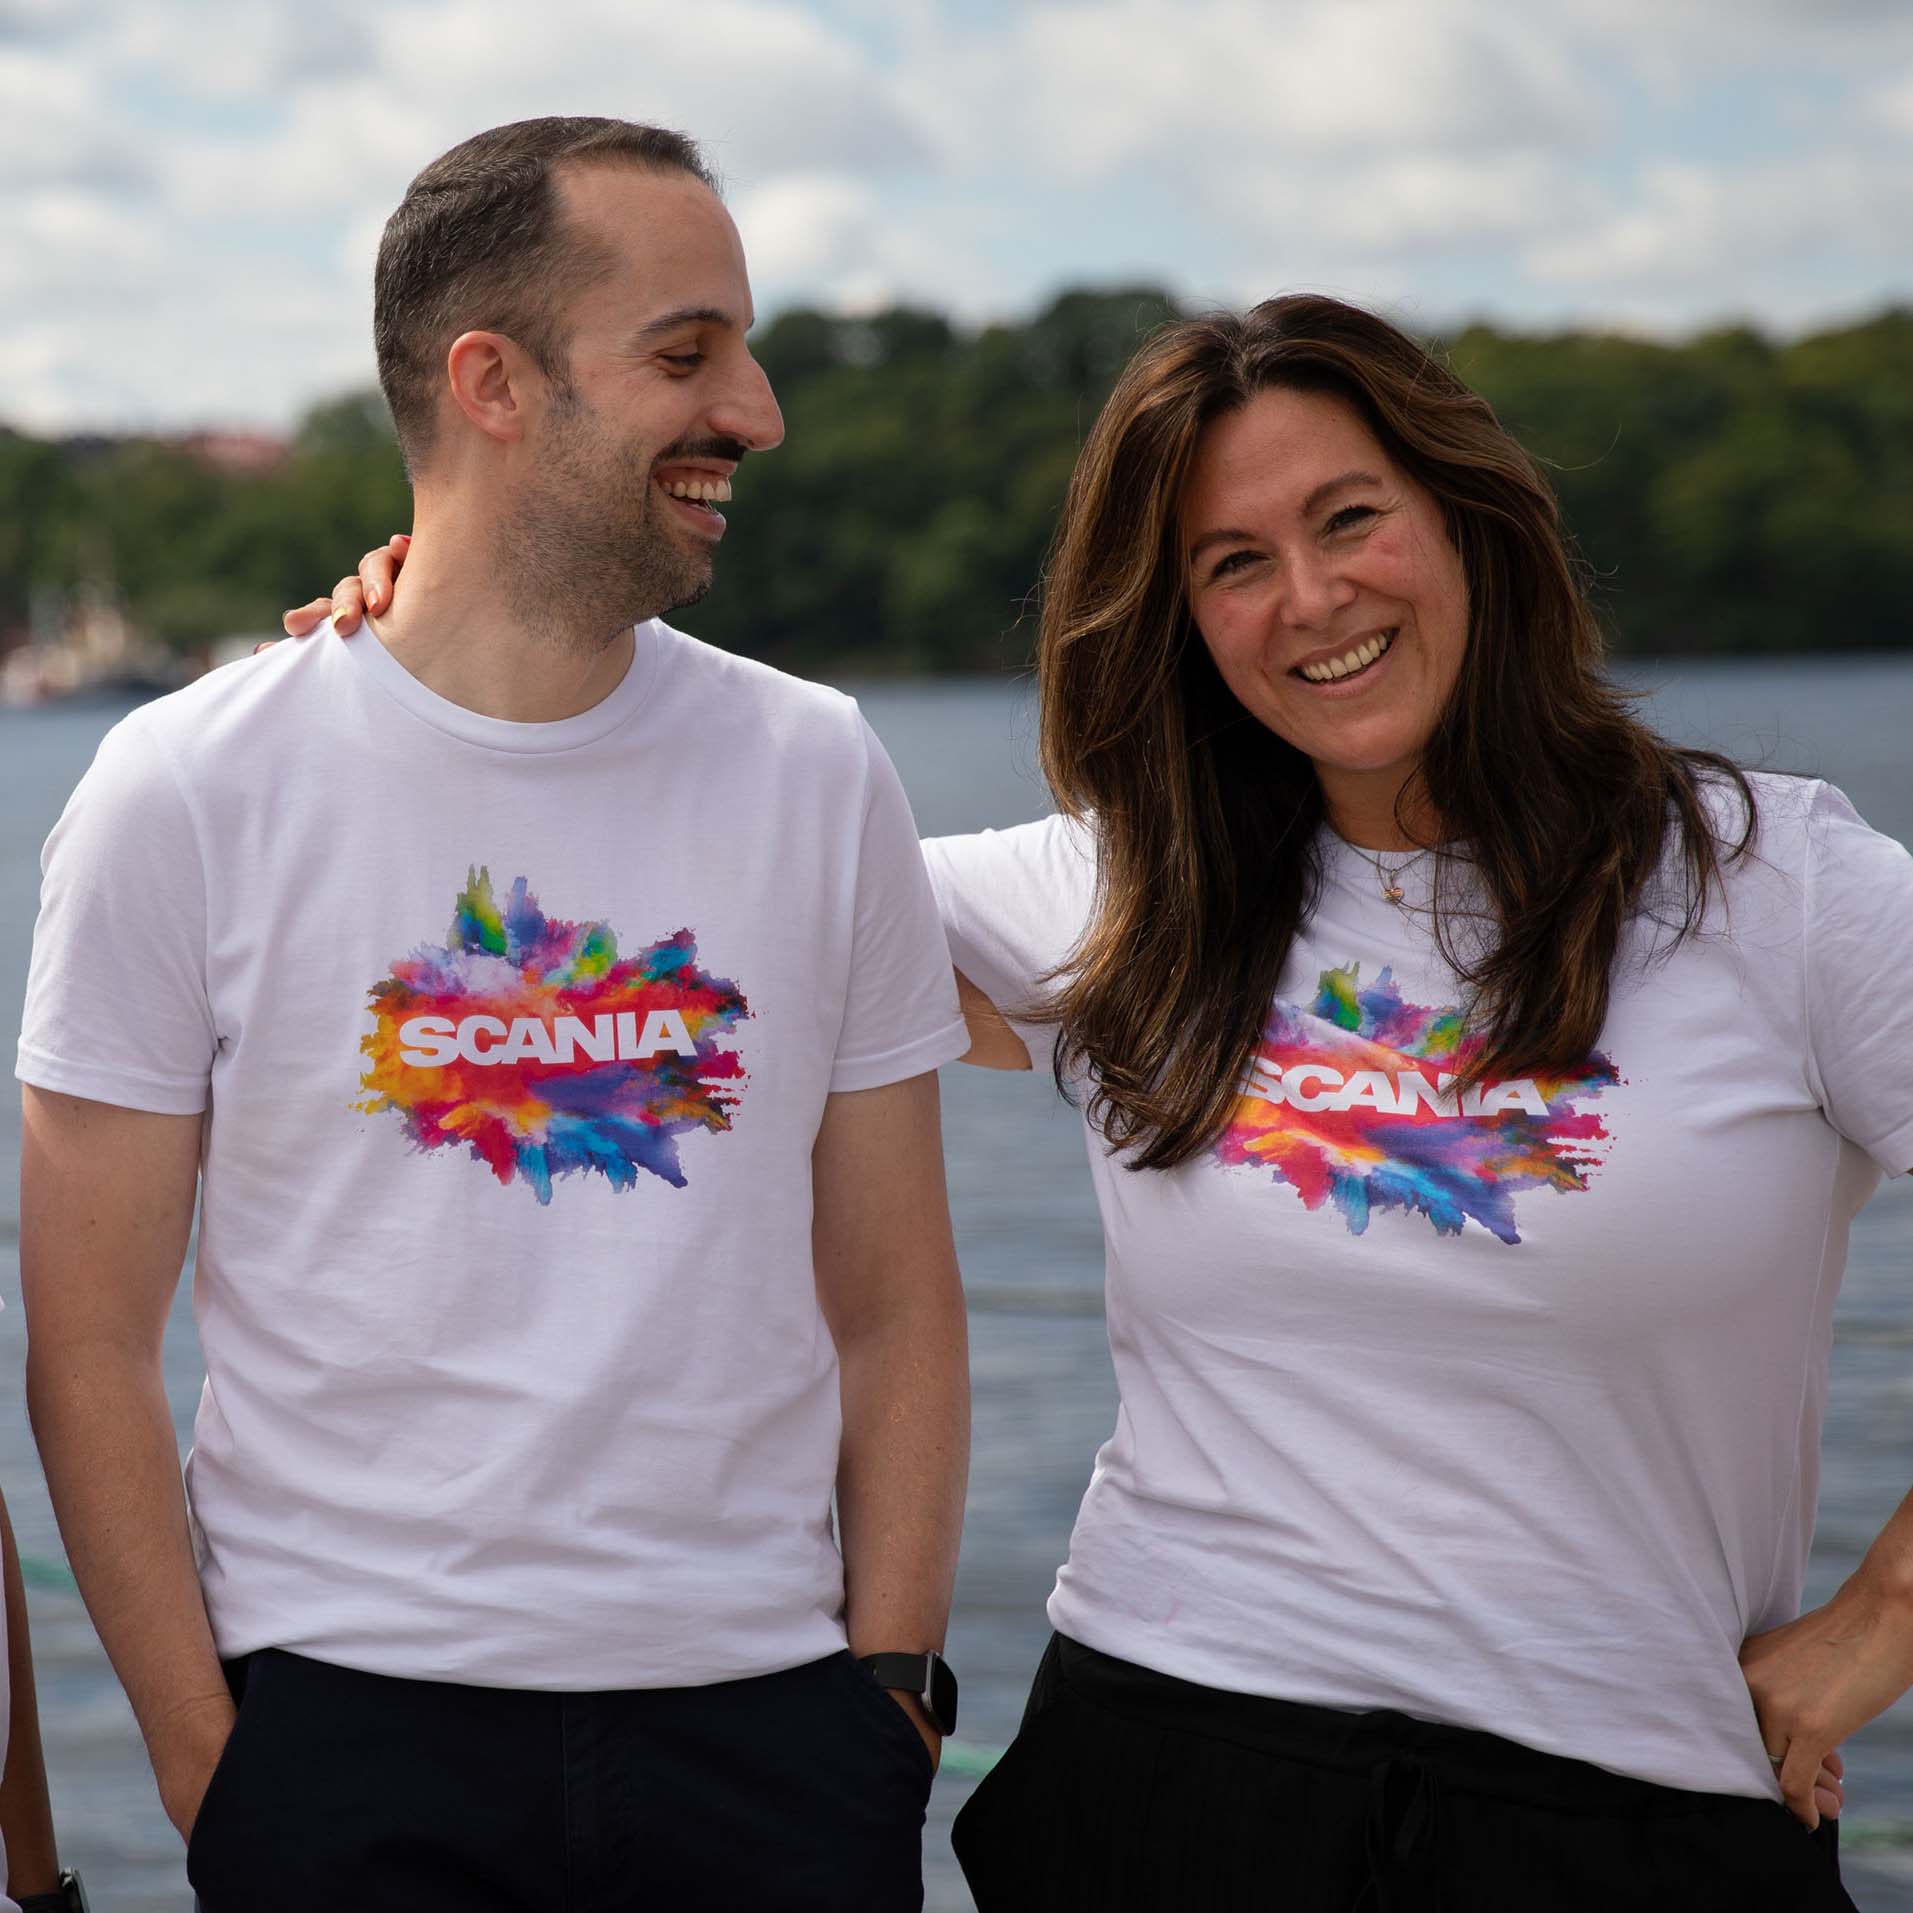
17, 118, 969, 1911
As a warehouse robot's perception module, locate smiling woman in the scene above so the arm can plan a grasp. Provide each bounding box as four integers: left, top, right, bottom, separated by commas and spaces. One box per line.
1180, 396, 1470, 826
925, 293, 1913, 1911
1027, 295, 1754, 1168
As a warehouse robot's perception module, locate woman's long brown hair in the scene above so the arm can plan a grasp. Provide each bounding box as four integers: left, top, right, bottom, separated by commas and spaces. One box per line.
1036, 294, 1754, 1171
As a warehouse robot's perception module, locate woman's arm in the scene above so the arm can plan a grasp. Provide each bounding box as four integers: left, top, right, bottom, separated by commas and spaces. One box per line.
1741, 1419, 1913, 1828
955, 970, 1032, 1071
0, 1487, 60, 1899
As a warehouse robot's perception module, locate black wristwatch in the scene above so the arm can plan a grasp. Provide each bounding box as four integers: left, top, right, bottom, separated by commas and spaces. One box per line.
861, 1649, 958, 1735
18, 1871, 88, 1913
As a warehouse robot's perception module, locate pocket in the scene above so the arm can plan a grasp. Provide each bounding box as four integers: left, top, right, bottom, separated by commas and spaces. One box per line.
836, 1652, 937, 1786
184, 1661, 259, 1887
184, 1719, 245, 1882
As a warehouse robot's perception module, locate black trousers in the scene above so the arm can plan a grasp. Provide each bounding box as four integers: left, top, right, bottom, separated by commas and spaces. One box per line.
187, 1645, 933, 1912
953, 1635, 1855, 1913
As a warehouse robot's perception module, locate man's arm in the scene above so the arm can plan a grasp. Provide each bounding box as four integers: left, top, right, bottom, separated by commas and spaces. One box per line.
20, 1086, 230, 1843
0, 1488, 58, 1898
811, 1070, 969, 1763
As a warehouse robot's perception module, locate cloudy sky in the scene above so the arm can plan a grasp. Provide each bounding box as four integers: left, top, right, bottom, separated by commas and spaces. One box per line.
4, 0, 1910, 434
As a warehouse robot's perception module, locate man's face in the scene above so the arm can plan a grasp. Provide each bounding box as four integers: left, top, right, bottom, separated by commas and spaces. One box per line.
512, 164, 784, 633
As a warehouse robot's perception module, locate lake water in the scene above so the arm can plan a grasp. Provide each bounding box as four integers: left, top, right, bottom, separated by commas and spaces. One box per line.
3, 655, 1912, 1909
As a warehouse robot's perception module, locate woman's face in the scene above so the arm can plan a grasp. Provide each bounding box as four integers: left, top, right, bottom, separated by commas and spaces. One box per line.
1180, 385, 1470, 843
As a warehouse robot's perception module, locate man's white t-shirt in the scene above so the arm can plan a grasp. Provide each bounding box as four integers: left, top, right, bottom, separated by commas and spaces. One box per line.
924, 775, 1913, 1800
18, 619, 967, 1690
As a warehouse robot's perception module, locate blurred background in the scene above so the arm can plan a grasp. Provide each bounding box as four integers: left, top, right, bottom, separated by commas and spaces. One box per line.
3, 0, 1912, 1906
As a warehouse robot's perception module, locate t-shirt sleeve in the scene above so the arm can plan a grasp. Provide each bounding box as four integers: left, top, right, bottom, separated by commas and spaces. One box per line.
919, 811, 1098, 1073
1801, 781, 1913, 1176
827, 720, 970, 1093
16, 713, 217, 1115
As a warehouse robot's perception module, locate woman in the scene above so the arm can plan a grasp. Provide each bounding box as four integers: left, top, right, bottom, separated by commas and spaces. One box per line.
293, 294, 1910, 1909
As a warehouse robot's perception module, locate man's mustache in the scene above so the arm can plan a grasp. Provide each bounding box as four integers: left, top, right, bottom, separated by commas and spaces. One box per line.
656, 437, 750, 466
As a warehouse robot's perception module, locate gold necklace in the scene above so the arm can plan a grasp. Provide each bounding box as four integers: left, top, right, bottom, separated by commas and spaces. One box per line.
1353, 843, 1432, 906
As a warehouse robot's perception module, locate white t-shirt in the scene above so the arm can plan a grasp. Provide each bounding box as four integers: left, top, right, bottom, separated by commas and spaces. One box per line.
924, 774, 1913, 1800
18, 619, 967, 1690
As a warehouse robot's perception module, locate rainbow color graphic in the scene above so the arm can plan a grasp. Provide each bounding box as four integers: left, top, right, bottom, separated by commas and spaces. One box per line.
1214, 963, 1615, 1244
357, 867, 749, 1203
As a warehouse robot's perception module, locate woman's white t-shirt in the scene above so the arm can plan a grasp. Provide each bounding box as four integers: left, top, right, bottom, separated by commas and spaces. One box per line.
924, 774, 1913, 1800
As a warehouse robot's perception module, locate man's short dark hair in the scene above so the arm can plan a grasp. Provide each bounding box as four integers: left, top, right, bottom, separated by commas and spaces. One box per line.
374, 117, 717, 471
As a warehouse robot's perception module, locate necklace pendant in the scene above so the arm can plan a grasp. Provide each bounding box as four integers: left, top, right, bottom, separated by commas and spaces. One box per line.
1382, 883, 1406, 904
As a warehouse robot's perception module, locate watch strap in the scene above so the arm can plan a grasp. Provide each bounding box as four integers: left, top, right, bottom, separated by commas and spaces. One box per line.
860, 1649, 959, 1735
19, 1875, 86, 1913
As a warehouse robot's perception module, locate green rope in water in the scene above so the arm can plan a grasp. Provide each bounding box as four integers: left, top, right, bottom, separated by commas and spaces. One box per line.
1845, 1820, 1913, 1850
20, 1554, 78, 1594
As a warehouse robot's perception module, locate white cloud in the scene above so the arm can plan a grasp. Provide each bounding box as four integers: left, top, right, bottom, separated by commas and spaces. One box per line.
3, 0, 1910, 432
1203, 147, 1593, 263
900, 0, 1598, 181
0, 46, 147, 192
727, 174, 881, 284
1529, 152, 1913, 294
1868, 64, 1913, 134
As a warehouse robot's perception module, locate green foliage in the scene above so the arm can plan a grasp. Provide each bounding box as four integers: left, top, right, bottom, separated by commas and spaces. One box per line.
3, 296, 1908, 665
1446, 310, 1913, 654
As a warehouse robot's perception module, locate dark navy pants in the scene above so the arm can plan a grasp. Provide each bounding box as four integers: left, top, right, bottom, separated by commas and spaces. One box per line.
188, 1645, 933, 1911
955, 1634, 1854, 1913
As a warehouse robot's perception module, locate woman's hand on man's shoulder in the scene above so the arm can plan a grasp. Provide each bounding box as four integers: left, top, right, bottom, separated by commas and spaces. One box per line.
265, 534, 412, 652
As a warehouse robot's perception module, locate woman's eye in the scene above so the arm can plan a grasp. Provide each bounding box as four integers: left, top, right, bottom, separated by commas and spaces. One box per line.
1209, 550, 1257, 580
1325, 505, 1375, 534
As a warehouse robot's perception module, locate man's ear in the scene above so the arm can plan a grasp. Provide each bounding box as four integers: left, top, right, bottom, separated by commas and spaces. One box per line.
444, 330, 536, 446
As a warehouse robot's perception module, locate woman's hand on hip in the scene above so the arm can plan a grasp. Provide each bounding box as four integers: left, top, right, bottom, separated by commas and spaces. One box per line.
1740, 1565, 1913, 1827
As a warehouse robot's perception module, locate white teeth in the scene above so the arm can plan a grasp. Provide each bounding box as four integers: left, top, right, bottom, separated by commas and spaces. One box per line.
1300, 629, 1394, 683
661, 476, 734, 503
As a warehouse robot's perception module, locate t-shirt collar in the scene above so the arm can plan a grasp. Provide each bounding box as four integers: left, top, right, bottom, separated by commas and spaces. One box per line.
341, 615, 659, 755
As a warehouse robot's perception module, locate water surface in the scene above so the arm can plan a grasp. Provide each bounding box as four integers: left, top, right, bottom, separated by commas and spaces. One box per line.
3, 656, 1911, 1908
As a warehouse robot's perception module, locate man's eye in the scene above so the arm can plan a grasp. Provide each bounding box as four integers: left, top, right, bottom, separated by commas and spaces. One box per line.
662, 352, 705, 370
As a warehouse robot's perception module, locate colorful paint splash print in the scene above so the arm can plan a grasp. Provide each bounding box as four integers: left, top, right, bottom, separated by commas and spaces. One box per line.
1214, 963, 1616, 1244
357, 867, 749, 1204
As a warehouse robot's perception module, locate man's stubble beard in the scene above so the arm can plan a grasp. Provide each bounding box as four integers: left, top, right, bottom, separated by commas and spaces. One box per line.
500, 387, 713, 659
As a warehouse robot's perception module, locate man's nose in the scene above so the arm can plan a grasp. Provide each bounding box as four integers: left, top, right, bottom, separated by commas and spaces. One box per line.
713, 353, 784, 454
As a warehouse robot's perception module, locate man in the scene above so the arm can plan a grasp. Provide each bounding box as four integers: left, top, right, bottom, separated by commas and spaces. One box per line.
17, 116, 970, 1911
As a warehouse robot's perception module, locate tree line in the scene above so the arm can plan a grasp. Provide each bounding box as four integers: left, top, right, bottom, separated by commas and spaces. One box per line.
3, 289, 1907, 671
